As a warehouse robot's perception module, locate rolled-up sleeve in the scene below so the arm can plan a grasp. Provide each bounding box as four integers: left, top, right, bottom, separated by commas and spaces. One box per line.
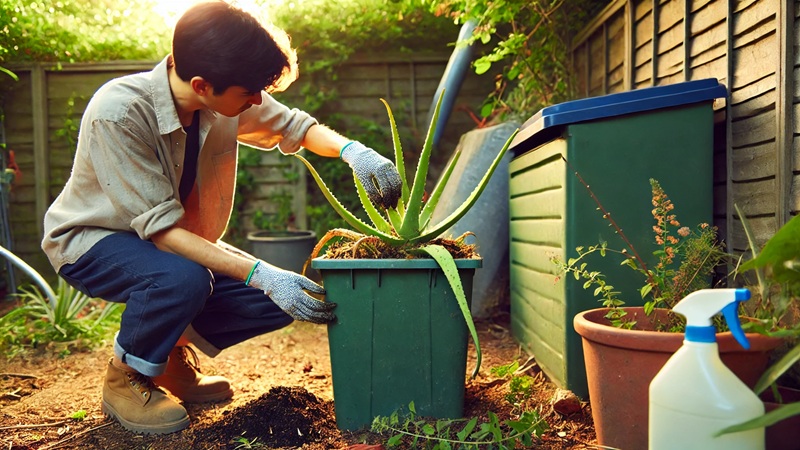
236, 92, 317, 154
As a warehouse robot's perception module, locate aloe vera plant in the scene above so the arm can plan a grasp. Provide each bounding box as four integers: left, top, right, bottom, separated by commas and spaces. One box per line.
295, 91, 518, 378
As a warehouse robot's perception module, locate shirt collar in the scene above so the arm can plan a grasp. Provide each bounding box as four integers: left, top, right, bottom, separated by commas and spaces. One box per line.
151, 55, 218, 136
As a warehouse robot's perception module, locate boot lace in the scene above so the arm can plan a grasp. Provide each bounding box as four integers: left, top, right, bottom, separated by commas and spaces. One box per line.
125, 371, 157, 399
177, 346, 203, 374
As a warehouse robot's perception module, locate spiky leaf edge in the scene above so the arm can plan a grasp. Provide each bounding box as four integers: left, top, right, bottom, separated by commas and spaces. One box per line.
398, 90, 446, 239
294, 153, 403, 244
353, 173, 393, 234
418, 244, 482, 378
411, 129, 519, 245
420, 147, 462, 229
379, 98, 410, 203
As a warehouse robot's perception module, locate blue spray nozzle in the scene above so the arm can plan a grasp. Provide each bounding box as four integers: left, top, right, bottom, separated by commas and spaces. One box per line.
672, 288, 752, 349
735, 288, 752, 302
722, 298, 750, 350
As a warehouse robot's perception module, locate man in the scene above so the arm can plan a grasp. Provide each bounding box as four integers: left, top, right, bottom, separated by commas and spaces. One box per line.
41, 0, 401, 435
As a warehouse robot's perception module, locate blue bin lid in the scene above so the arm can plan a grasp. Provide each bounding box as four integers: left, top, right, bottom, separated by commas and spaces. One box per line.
509, 78, 727, 156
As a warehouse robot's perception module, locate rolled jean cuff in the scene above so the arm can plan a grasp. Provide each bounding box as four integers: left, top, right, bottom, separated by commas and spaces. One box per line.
114, 334, 166, 377
182, 324, 222, 358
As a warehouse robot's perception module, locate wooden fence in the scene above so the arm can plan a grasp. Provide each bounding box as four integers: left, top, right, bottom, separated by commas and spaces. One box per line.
1, 53, 495, 281
570, 0, 796, 253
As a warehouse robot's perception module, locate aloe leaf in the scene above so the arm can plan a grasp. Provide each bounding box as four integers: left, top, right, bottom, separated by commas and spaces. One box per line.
411, 129, 518, 245
754, 342, 800, 394
379, 98, 410, 203
717, 403, 800, 436
295, 154, 403, 244
420, 147, 462, 230
399, 90, 446, 239
354, 174, 393, 234
418, 244, 482, 378
387, 205, 404, 233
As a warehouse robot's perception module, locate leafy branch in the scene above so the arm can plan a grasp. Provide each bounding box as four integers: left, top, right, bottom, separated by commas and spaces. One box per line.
371, 401, 547, 450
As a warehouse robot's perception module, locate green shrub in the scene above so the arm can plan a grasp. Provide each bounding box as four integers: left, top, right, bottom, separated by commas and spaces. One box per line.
0, 278, 122, 357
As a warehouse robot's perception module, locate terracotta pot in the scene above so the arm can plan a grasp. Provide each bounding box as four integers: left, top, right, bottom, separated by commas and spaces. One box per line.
574, 307, 783, 450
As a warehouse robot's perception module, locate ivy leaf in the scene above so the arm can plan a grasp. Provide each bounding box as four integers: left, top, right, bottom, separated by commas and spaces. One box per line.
474, 59, 492, 75
387, 434, 403, 447
457, 417, 478, 441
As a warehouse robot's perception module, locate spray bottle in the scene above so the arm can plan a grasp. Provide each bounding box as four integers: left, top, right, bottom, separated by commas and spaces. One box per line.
649, 288, 765, 450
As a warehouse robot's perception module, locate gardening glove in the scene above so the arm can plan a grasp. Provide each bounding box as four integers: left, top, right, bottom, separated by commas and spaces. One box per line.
340, 141, 402, 209
246, 260, 336, 324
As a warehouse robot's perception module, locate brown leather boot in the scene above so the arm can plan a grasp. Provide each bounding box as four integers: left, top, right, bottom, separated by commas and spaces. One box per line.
102, 358, 190, 434
152, 346, 233, 403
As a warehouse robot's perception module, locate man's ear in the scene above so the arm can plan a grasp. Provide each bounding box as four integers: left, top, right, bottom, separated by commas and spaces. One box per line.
190, 77, 212, 96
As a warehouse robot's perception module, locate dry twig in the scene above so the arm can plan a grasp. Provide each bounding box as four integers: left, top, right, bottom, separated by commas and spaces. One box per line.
39, 421, 113, 450
0, 420, 66, 431
0, 373, 38, 379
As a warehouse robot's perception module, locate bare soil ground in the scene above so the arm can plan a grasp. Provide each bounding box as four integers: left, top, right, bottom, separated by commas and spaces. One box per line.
0, 310, 597, 449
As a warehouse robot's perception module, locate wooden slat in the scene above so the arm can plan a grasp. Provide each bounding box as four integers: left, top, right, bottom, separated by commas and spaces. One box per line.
731, 179, 775, 216
776, 1, 794, 225
31, 65, 48, 241
731, 108, 776, 148
729, 214, 776, 251
731, 0, 777, 40
732, 141, 778, 180
509, 219, 565, 248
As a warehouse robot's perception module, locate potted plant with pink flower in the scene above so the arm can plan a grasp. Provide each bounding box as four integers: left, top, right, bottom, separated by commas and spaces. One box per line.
554, 178, 783, 450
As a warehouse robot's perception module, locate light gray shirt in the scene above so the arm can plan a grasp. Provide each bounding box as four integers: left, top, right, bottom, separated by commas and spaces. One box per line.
41, 56, 317, 272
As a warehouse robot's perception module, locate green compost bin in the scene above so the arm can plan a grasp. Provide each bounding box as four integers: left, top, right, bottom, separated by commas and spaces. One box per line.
506, 78, 727, 399
312, 257, 481, 431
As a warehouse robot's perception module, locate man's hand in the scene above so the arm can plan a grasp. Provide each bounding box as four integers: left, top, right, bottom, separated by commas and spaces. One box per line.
246, 260, 335, 324
340, 141, 402, 209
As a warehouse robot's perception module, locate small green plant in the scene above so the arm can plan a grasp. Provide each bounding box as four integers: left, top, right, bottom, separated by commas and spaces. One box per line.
296, 90, 518, 376
716, 213, 800, 435
491, 361, 534, 412
732, 203, 800, 336
69, 410, 87, 420
371, 401, 547, 449
0, 277, 122, 357
231, 434, 264, 449
552, 175, 727, 331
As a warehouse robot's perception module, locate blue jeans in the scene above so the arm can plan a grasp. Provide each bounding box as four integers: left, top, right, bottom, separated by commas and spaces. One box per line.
59, 232, 293, 376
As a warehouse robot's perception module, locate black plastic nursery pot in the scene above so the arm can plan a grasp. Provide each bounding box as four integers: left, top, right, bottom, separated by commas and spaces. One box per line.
247, 230, 317, 278
311, 257, 482, 431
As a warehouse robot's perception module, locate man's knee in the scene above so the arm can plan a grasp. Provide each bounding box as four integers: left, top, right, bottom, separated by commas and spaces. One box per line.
163, 259, 214, 308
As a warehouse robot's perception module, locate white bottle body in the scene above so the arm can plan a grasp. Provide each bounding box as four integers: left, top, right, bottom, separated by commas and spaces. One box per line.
649, 341, 765, 450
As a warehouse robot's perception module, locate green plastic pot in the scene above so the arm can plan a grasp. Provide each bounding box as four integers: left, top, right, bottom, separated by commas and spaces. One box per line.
312, 257, 482, 431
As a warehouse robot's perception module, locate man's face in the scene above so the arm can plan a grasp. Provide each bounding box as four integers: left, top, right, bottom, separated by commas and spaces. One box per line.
204, 85, 263, 117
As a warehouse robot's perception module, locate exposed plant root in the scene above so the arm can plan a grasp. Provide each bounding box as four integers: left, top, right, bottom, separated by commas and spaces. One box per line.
351, 235, 383, 258
301, 229, 481, 277
301, 228, 364, 276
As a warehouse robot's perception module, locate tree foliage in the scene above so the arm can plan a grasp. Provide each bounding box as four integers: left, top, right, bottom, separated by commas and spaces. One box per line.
407, 0, 607, 121
1, 0, 608, 117
0, 0, 171, 64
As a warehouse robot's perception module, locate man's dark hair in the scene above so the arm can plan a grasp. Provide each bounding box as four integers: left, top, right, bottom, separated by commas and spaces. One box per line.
172, 1, 298, 94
